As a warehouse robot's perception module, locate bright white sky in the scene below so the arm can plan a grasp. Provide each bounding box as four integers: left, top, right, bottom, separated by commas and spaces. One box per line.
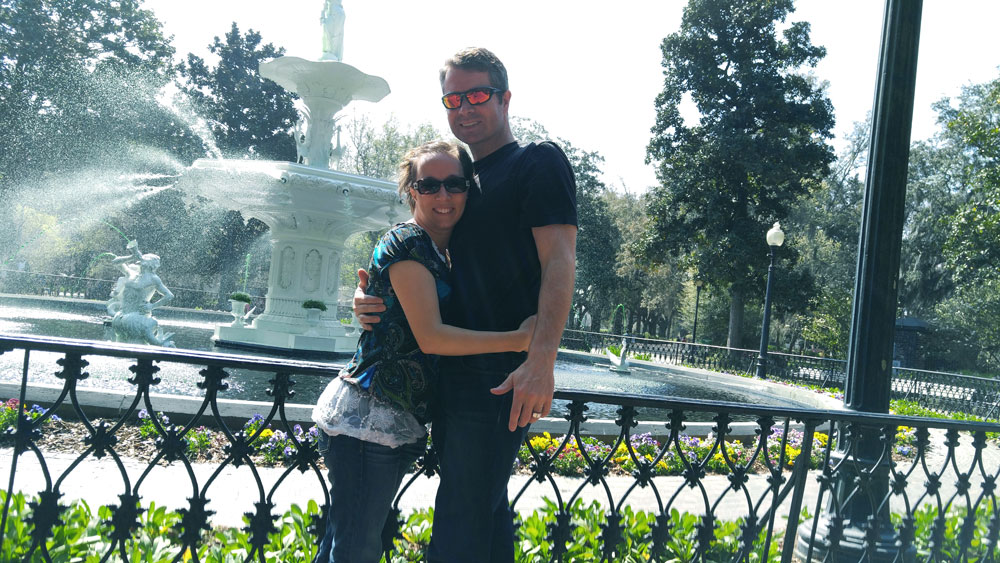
145, 0, 1000, 192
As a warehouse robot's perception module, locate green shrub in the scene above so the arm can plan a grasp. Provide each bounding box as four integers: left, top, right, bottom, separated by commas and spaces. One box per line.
2, 490, 996, 562
302, 299, 327, 311
228, 291, 252, 304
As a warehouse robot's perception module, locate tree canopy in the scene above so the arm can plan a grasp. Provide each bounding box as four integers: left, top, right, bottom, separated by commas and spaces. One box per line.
0, 0, 200, 188
178, 22, 298, 161
643, 0, 834, 347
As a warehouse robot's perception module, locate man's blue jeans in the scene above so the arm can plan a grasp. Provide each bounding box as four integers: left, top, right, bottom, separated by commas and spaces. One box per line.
427, 371, 528, 563
313, 433, 424, 563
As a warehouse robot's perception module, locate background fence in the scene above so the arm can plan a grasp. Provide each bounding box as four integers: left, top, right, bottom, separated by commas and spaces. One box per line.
562, 329, 1000, 420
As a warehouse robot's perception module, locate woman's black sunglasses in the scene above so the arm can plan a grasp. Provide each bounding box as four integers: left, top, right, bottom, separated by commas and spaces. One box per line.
412, 176, 470, 195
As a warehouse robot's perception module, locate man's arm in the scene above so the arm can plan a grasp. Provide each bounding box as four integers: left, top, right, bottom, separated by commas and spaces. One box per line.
491, 223, 576, 431
389, 261, 535, 355
352, 269, 385, 330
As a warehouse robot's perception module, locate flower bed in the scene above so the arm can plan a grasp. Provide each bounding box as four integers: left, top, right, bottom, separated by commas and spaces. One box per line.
515, 427, 925, 478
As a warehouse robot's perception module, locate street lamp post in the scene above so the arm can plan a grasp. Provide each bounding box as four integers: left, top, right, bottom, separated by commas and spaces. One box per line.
755, 222, 784, 380
692, 279, 704, 343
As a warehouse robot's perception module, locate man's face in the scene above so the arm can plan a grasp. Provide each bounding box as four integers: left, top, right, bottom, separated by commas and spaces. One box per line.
441, 68, 510, 158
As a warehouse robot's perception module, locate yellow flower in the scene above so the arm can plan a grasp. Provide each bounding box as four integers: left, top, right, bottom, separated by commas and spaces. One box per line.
260, 429, 273, 439
529, 435, 551, 450
183, 548, 193, 561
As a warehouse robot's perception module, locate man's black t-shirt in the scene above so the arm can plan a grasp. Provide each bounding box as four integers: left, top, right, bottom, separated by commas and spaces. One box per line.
440, 141, 577, 374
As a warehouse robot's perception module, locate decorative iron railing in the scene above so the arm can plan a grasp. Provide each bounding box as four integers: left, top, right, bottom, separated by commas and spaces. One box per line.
563, 329, 1000, 419
1, 334, 999, 562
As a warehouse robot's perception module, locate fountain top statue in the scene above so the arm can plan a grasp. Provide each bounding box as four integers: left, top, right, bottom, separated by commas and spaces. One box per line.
320, 0, 345, 62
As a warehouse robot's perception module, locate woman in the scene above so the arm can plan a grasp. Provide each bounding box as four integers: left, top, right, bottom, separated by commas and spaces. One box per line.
311, 141, 534, 563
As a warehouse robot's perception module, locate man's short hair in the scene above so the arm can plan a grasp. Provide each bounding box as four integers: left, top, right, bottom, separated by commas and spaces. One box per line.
439, 47, 508, 92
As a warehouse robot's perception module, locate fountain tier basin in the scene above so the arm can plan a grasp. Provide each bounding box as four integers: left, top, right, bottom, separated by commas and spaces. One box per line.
175, 159, 408, 355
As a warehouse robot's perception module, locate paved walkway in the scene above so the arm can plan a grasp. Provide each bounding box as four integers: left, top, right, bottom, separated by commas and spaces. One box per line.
3, 429, 996, 528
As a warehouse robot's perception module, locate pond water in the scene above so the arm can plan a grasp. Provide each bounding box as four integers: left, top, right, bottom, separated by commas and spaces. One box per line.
0, 297, 811, 421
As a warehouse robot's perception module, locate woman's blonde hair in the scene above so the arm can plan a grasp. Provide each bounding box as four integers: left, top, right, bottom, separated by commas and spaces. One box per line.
397, 141, 475, 211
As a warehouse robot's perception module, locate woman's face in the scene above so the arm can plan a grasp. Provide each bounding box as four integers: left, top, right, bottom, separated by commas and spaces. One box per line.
409, 152, 468, 236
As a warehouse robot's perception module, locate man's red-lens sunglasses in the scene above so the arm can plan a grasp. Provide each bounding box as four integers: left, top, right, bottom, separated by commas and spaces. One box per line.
441, 87, 503, 110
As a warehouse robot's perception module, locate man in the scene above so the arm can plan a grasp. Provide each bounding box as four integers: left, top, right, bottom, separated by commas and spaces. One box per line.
355, 47, 577, 562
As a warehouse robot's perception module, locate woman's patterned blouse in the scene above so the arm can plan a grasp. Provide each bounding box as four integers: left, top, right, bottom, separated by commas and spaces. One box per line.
339, 222, 451, 423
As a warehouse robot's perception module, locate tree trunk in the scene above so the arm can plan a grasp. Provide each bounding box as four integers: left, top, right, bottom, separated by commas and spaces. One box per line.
727, 286, 744, 348
786, 329, 800, 354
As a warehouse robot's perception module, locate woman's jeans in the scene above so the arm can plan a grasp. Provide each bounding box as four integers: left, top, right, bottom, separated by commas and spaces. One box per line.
313, 433, 424, 563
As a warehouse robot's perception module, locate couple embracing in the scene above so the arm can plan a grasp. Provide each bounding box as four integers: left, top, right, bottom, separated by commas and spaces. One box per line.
311, 47, 578, 563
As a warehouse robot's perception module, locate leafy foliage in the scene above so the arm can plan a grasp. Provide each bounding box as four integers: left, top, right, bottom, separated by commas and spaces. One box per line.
337, 114, 440, 181
302, 299, 328, 311
938, 76, 1000, 369
177, 23, 298, 161
1, 398, 61, 433
0, 0, 204, 189
228, 291, 252, 304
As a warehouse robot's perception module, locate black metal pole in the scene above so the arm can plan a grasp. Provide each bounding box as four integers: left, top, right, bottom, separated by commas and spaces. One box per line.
755, 246, 777, 380
692, 284, 702, 343
798, 0, 923, 560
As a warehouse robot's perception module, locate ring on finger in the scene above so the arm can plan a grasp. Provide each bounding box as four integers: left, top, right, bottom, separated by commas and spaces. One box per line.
530, 411, 542, 421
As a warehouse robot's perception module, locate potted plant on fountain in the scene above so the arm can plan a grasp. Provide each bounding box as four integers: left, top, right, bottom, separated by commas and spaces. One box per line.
228, 292, 254, 327
302, 299, 327, 335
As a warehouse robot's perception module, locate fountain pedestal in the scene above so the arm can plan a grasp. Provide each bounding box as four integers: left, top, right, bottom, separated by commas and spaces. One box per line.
178, 160, 405, 355
175, 4, 400, 356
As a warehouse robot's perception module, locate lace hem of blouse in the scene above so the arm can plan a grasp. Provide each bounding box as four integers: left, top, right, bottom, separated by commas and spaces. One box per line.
311, 376, 427, 449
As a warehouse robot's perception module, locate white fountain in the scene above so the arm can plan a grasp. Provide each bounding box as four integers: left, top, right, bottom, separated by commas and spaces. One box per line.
175, 0, 406, 355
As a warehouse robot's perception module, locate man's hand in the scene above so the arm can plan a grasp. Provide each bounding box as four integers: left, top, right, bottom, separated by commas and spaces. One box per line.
352, 269, 385, 331
489, 223, 576, 431
490, 358, 554, 431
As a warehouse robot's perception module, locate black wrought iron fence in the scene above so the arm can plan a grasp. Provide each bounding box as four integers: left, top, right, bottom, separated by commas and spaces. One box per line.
563, 330, 1000, 419
893, 367, 1000, 419
1, 334, 998, 561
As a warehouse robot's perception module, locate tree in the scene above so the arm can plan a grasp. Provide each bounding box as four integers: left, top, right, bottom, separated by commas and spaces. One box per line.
643, 0, 834, 347
178, 23, 298, 161
561, 141, 622, 331
786, 118, 866, 355
896, 138, 965, 318
0, 0, 197, 189
509, 118, 623, 331
338, 114, 439, 180
337, 115, 441, 288
938, 75, 1000, 368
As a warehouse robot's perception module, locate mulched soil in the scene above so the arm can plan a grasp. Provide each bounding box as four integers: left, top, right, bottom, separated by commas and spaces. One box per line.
1, 418, 306, 468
